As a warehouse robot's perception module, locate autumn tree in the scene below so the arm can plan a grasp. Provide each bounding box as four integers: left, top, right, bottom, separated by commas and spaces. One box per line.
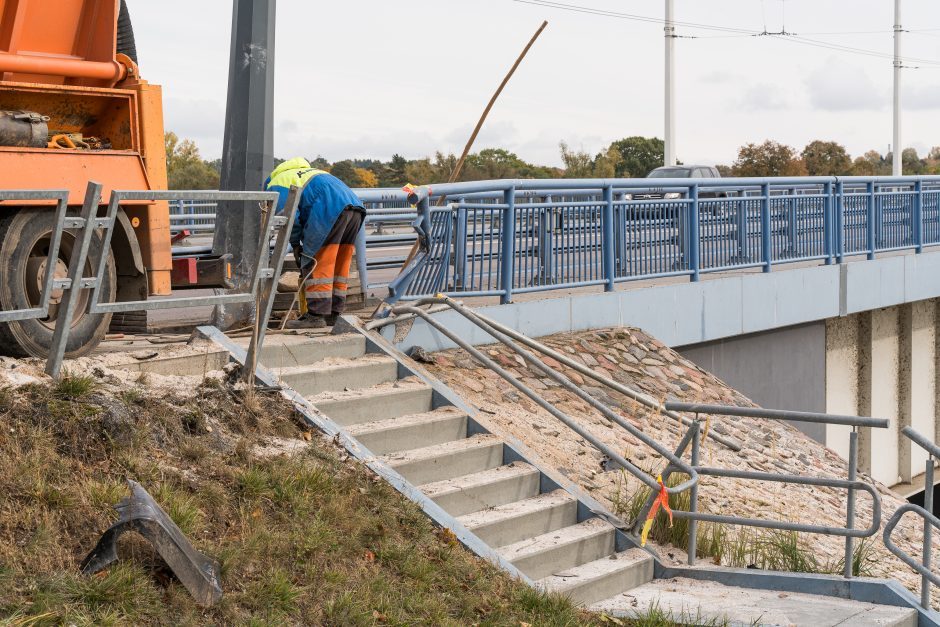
731, 140, 807, 177
329, 160, 360, 186
164, 132, 219, 190
801, 140, 852, 176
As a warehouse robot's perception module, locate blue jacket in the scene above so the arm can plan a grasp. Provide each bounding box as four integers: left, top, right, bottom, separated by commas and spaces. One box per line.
264, 157, 364, 255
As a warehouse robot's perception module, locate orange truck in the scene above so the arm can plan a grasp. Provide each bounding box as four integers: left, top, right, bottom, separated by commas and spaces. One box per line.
0, 0, 176, 357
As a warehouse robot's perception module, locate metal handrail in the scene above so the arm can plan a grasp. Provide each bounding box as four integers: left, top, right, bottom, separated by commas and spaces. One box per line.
885, 426, 940, 609
665, 402, 889, 429
387, 300, 699, 496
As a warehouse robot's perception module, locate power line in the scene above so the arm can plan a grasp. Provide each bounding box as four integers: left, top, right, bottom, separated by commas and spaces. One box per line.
510, 0, 940, 66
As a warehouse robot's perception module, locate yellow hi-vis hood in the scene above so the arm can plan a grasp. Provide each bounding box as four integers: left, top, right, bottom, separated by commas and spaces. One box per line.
269, 157, 312, 179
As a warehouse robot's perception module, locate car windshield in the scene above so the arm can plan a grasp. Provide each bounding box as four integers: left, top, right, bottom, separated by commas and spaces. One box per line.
647, 168, 691, 178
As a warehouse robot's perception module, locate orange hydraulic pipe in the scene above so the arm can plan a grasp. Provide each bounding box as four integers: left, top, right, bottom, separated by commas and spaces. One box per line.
0, 52, 126, 82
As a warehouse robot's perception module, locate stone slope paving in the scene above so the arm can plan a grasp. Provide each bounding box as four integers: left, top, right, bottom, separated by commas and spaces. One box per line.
424, 327, 938, 606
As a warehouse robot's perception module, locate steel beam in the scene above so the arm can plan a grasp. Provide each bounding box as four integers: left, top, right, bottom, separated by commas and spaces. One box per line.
213, 0, 277, 329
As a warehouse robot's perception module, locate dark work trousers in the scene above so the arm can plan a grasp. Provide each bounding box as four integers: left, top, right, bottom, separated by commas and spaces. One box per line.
301, 207, 365, 316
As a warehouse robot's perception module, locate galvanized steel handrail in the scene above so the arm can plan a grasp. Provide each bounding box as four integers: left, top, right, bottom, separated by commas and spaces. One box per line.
665, 402, 889, 429
387, 300, 698, 496
885, 426, 940, 609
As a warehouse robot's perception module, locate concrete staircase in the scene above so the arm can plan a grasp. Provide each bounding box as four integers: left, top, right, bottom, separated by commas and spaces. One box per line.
217, 327, 921, 627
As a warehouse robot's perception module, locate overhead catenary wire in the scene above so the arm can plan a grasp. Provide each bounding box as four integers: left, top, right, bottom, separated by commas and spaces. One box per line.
510, 0, 940, 66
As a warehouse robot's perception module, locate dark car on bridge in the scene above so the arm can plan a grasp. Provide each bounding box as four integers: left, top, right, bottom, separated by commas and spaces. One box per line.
622, 165, 727, 215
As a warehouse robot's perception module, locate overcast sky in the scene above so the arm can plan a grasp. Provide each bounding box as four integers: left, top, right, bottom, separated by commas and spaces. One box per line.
130, 0, 940, 168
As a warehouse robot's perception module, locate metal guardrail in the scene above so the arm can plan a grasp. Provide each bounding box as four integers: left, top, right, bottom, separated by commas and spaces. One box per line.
0, 181, 300, 380
885, 426, 940, 609
359, 175, 940, 305
663, 402, 885, 577
369, 300, 889, 582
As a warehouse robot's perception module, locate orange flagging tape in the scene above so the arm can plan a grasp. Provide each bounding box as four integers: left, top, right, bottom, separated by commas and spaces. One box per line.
640, 474, 673, 547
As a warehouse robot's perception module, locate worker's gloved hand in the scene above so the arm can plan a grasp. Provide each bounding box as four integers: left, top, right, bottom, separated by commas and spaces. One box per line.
292, 245, 303, 267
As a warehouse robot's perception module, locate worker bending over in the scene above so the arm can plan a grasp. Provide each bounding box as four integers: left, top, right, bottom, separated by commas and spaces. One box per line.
265, 158, 365, 328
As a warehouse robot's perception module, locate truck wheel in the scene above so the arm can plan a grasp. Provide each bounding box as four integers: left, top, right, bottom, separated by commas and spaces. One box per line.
0, 208, 116, 358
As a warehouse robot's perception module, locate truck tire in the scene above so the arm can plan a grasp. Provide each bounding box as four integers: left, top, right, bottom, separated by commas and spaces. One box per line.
0, 208, 116, 358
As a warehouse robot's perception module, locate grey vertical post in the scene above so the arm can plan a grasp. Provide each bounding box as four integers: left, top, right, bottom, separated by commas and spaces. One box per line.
923, 456, 934, 608
212, 0, 276, 329
844, 429, 858, 578
455, 200, 468, 288
500, 187, 516, 304
687, 420, 701, 565
46, 182, 103, 378
602, 185, 615, 291
761, 182, 772, 271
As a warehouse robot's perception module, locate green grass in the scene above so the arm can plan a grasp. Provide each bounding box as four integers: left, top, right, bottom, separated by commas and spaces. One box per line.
613, 471, 876, 577
0, 380, 596, 625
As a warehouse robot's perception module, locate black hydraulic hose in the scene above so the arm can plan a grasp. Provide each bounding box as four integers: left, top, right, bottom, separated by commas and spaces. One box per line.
117, 0, 138, 65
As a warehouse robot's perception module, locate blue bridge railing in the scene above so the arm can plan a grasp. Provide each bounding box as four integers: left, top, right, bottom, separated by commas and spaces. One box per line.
355, 175, 940, 305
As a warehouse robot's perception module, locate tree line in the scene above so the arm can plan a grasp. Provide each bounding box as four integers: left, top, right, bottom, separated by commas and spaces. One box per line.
165, 131, 940, 190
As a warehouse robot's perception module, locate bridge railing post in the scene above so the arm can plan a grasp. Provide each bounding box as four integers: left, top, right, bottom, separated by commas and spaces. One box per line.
455, 199, 468, 289
915, 180, 924, 254
689, 184, 700, 281
866, 181, 876, 260
500, 187, 516, 304
835, 181, 845, 264
761, 182, 772, 272
824, 181, 834, 265
602, 185, 615, 291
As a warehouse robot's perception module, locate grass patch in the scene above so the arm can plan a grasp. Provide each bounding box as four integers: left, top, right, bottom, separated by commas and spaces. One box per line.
625, 601, 735, 626
613, 472, 876, 577
0, 380, 596, 625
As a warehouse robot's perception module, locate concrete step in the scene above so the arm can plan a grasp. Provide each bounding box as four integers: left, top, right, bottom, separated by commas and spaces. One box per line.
345, 407, 468, 455
538, 549, 653, 607
421, 462, 541, 517
457, 490, 577, 548
590, 577, 918, 626
277, 354, 398, 396
497, 517, 616, 581
257, 333, 366, 368
309, 379, 433, 426
381, 434, 504, 486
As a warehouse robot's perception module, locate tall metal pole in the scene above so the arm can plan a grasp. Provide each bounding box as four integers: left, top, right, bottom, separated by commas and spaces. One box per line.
664, 0, 676, 167
893, 0, 903, 176
213, 0, 276, 329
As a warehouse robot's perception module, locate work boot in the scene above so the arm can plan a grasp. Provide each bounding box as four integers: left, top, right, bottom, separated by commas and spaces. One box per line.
326, 313, 339, 327
285, 314, 327, 330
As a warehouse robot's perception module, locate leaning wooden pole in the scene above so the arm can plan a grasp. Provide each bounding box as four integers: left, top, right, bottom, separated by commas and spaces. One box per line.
392, 20, 549, 281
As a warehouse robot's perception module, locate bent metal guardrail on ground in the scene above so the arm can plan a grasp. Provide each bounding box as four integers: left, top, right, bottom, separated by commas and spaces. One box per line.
362, 175, 940, 305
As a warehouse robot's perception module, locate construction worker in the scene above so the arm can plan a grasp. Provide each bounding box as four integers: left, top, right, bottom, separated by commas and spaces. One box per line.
265, 158, 366, 328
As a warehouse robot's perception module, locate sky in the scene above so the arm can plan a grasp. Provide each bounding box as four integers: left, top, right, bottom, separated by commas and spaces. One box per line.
130, 0, 940, 168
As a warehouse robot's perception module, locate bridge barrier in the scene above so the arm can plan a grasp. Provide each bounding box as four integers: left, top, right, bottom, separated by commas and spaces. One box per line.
367, 175, 940, 305
885, 426, 940, 609
0, 182, 300, 379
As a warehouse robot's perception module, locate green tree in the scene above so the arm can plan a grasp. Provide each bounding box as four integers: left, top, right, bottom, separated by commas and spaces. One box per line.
801, 140, 852, 176
851, 157, 876, 176
559, 142, 595, 178
329, 160, 361, 186
902, 148, 926, 174
608, 136, 665, 177
384, 154, 409, 186
164, 132, 220, 190
731, 140, 807, 177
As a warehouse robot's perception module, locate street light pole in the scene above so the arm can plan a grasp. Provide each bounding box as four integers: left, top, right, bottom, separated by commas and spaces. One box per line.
664, 0, 676, 167
893, 0, 903, 175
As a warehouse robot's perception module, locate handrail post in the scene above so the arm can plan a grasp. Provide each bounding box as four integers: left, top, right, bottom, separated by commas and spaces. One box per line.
835, 181, 845, 264
689, 184, 700, 281
844, 429, 858, 578
915, 180, 924, 254
688, 419, 702, 565
867, 181, 876, 260
824, 181, 834, 265
602, 185, 615, 291
455, 199, 468, 289
761, 182, 772, 272
500, 187, 516, 304
923, 455, 934, 608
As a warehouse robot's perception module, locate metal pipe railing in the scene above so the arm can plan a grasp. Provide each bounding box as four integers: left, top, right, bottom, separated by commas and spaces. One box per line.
884, 426, 940, 609
389, 302, 697, 495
